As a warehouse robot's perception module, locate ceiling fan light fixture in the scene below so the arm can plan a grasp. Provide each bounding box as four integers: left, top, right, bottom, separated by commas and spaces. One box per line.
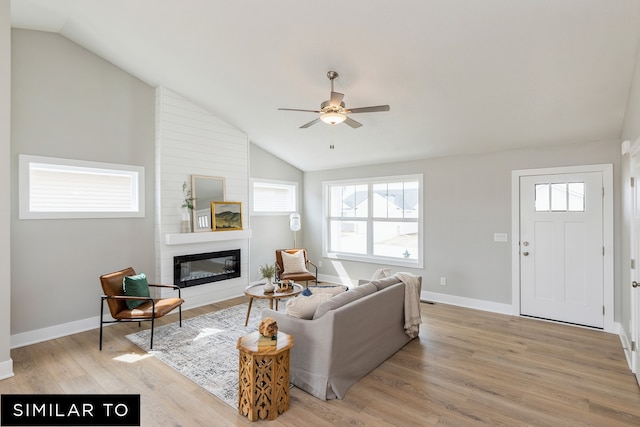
320, 111, 346, 125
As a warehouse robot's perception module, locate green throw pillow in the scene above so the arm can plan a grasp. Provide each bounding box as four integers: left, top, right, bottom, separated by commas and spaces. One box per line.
123, 273, 151, 310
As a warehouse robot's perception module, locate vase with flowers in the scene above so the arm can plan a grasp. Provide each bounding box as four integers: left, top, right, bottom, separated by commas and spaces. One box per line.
259, 263, 276, 293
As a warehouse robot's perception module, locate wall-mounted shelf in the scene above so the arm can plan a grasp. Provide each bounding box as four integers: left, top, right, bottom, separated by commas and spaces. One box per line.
165, 229, 252, 245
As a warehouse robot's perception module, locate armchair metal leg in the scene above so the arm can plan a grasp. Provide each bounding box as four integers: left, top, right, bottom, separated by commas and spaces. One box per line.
150, 300, 156, 349
150, 316, 155, 350
99, 297, 105, 351
177, 287, 182, 327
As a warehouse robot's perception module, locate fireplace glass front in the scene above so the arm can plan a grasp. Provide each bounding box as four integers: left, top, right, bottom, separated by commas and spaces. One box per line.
174, 249, 240, 288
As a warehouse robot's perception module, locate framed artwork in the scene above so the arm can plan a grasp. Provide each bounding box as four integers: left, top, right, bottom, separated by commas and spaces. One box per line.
211, 201, 242, 231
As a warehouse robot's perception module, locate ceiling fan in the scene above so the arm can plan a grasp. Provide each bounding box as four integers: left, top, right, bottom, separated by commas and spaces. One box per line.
278, 71, 390, 129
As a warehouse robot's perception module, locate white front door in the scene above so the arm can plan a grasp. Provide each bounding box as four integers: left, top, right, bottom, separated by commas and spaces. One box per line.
519, 172, 604, 328
630, 148, 640, 386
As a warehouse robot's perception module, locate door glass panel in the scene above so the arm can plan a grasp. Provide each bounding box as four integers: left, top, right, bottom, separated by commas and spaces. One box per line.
568, 183, 585, 212
551, 183, 567, 211
535, 184, 550, 211
535, 182, 585, 212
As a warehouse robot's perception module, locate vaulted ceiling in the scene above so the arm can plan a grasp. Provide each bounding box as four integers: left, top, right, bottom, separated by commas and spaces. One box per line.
11, 0, 640, 171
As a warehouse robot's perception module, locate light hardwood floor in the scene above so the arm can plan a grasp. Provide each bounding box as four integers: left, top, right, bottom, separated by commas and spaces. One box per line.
2, 299, 640, 426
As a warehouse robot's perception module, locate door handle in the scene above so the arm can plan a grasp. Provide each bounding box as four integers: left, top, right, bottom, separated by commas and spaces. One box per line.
633, 281, 639, 288
523, 252, 529, 256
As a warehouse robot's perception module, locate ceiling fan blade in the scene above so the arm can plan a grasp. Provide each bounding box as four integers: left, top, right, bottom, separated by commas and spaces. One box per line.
300, 118, 321, 128
345, 105, 390, 114
330, 92, 344, 107
344, 116, 363, 129
278, 108, 322, 113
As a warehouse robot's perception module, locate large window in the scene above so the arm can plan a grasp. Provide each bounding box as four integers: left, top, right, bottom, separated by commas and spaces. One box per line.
19, 155, 144, 219
324, 174, 422, 267
251, 179, 298, 215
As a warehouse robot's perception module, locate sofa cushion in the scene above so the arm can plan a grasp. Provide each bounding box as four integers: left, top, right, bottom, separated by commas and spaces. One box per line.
123, 273, 151, 310
313, 283, 377, 320
369, 276, 401, 291
285, 293, 333, 319
371, 268, 392, 279
282, 250, 309, 274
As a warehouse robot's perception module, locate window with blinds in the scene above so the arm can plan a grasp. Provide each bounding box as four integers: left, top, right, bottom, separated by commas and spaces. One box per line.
19, 155, 145, 219
251, 179, 297, 214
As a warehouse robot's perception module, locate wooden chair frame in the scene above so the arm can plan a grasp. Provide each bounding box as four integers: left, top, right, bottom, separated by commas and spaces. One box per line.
275, 249, 318, 286
99, 267, 183, 350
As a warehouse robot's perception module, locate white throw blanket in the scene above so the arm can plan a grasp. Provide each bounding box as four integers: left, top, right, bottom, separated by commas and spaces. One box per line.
394, 272, 422, 338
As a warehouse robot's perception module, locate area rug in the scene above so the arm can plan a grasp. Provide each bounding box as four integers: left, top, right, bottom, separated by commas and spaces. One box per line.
126, 300, 281, 408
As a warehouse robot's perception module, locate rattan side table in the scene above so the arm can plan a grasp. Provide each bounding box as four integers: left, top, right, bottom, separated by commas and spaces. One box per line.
237, 331, 294, 421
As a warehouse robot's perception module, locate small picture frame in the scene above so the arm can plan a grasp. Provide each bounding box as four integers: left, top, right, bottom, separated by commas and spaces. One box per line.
211, 201, 242, 231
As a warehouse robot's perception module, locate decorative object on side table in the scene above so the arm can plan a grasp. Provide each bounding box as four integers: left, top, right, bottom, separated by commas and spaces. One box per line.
259, 263, 276, 293
277, 279, 293, 293
257, 317, 278, 346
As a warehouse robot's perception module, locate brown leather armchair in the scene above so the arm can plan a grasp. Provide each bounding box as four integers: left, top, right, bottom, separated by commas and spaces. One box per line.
99, 267, 184, 350
275, 249, 318, 286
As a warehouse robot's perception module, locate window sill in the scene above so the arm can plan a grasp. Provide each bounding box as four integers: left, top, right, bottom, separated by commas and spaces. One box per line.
325, 252, 423, 269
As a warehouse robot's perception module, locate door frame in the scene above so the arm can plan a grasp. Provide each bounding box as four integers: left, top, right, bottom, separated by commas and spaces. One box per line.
511, 164, 614, 332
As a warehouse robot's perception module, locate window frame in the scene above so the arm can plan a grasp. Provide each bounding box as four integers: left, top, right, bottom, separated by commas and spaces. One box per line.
19, 154, 145, 219
250, 178, 298, 216
323, 174, 423, 268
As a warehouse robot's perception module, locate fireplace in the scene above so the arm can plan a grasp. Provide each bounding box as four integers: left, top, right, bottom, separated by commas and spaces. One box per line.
174, 249, 241, 288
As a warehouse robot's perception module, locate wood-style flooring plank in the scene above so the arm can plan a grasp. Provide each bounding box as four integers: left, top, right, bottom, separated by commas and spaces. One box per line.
2, 300, 640, 426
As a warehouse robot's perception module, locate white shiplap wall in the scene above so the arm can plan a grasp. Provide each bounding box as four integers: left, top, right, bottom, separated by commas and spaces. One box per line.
155, 87, 250, 308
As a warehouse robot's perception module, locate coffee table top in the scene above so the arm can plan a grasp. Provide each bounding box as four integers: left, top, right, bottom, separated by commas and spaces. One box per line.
244, 282, 303, 299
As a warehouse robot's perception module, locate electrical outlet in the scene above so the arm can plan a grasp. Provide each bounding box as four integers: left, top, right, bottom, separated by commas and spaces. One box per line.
440, 277, 446, 286
494, 233, 508, 242
318, 261, 323, 268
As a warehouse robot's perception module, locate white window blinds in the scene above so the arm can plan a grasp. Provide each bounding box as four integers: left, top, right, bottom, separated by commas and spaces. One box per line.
20, 155, 144, 219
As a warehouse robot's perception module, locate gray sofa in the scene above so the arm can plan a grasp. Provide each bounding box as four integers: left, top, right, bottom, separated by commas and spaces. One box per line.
262, 275, 422, 400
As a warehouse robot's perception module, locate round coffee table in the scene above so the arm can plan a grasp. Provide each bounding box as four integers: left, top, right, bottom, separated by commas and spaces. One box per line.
244, 282, 303, 326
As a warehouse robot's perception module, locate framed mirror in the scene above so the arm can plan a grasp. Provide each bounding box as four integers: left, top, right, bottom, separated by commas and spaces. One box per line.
191, 175, 226, 232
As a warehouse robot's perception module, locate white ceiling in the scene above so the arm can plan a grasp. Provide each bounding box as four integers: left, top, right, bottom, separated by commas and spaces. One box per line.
10, 0, 640, 171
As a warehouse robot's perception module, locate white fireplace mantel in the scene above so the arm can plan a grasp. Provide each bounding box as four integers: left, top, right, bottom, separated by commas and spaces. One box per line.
165, 229, 252, 246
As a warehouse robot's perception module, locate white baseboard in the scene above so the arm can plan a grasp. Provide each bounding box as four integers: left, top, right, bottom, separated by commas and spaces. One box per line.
0, 358, 14, 380
319, 273, 513, 315
10, 291, 246, 349
11, 316, 102, 349
421, 291, 513, 315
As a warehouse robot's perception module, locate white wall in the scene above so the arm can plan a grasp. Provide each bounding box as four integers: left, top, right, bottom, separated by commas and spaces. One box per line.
249, 143, 304, 281
155, 87, 250, 307
7, 29, 300, 347
304, 140, 622, 315
0, 0, 13, 379
10, 29, 155, 342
